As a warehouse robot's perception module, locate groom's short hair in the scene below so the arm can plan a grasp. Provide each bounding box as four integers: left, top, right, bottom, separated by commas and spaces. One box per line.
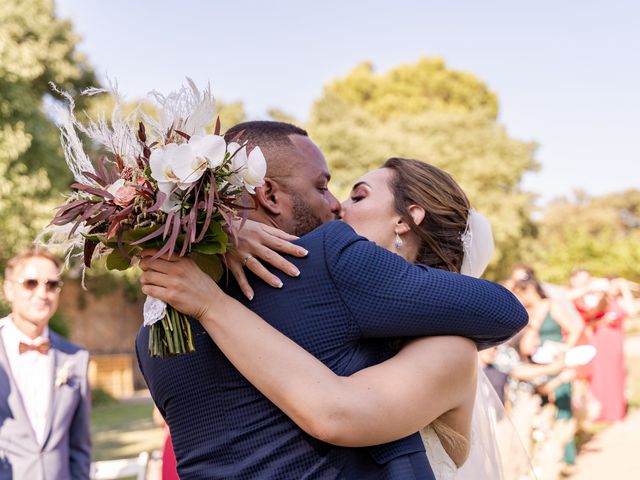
224, 121, 307, 151
224, 121, 309, 177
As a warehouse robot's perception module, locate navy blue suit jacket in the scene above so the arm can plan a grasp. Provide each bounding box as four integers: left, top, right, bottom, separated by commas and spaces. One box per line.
137, 221, 528, 479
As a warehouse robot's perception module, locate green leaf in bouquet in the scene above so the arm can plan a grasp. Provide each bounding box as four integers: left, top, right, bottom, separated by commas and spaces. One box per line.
192, 222, 228, 255
106, 249, 132, 271
191, 242, 226, 255
191, 252, 224, 282
81, 232, 107, 243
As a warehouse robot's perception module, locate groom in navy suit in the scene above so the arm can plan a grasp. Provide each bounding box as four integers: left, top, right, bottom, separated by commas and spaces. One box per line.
136, 121, 528, 479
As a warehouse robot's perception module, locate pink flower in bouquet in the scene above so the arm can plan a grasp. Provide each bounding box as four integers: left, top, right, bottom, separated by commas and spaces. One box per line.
107, 179, 138, 207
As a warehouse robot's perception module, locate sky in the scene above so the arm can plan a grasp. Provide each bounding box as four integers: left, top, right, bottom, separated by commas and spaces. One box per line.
55, 0, 639, 206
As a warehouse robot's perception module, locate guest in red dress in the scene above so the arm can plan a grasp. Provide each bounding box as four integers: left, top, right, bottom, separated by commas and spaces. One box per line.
153, 407, 179, 480
161, 426, 179, 480
575, 279, 627, 422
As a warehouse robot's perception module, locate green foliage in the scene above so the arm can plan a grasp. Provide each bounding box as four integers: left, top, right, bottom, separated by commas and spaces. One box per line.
216, 100, 246, 131
105, 249, 132, 271
91, 400, 163, 461
323, 58, 499, 121
48, 311, 70, 338
91, 387, 117, 407
0, 0, 97, 271
190, 221, 228, 256
268, 108, 298, 125
80, 267, 142, 301
525, 190, 640, 283
191, 252, 224, 282
0, 152, 53, 265
307, 58, 538, 277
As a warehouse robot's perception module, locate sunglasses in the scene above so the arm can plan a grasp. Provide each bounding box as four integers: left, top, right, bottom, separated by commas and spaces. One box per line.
15, 278, 64, 292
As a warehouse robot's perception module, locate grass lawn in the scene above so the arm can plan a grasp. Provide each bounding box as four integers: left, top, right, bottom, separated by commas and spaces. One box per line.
91, 399, 164, 461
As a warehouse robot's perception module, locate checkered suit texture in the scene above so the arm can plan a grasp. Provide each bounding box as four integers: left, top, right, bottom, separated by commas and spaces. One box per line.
136, 221, 528, 479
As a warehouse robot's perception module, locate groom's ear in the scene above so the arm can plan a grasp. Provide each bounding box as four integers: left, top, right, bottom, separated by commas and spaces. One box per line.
253, 177, 286, 216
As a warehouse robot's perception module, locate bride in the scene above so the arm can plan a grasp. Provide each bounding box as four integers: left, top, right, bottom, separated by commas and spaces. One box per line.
141, 157, 526, 479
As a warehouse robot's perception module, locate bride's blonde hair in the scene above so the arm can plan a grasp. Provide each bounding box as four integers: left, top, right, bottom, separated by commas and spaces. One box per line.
431, 419, 470, 468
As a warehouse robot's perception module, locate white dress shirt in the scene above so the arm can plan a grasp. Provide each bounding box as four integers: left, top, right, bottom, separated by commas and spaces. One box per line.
1, 317, 53, 445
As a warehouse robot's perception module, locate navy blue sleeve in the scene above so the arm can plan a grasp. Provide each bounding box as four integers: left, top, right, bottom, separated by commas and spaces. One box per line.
322, 221, 528, 349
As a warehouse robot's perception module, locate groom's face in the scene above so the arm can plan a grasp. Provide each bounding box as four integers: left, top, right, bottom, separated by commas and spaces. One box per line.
274, 135, 341, 236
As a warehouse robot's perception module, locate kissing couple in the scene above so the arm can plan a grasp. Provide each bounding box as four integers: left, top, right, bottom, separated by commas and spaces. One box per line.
136, 121, 529, 479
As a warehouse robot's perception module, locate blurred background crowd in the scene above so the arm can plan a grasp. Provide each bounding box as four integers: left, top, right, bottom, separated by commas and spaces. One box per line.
480, 265, 639, 480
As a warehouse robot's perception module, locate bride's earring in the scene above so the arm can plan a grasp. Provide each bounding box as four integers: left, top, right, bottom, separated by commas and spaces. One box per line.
394, 231, 403, 249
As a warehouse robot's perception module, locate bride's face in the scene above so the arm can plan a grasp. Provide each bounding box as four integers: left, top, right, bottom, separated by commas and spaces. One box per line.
340, 168, 401, 251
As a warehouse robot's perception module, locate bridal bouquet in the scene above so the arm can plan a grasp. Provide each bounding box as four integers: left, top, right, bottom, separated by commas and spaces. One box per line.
39, 79, 266, 357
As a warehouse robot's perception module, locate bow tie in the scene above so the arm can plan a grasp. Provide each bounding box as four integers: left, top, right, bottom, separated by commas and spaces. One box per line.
18, 340, 50, 355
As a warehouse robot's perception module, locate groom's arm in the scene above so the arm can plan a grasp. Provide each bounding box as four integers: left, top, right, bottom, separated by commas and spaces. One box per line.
323, 222, 527, 348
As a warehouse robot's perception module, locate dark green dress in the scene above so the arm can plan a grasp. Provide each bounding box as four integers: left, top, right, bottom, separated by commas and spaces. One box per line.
539, 309, 576, 464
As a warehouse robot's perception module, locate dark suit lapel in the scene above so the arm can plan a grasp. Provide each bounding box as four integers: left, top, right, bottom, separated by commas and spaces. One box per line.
0, 321, 39, 444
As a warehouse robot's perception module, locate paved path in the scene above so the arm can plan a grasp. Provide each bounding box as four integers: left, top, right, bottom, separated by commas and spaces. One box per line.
568, 335, 640, 479
568, 410, 640, 479
624, 334, 640, 357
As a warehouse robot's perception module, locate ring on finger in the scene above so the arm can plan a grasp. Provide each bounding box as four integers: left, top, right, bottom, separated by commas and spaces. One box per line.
242, 255, 254, 267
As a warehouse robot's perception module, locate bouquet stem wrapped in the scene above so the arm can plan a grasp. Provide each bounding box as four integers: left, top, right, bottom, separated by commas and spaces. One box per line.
39, 79, 266, 358
150, 307, 195, 357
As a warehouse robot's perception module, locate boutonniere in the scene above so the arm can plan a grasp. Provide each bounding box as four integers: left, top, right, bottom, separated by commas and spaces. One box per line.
55, 361, 73, 388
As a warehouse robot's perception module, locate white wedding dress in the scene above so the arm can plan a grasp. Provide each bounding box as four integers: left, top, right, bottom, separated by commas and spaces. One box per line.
419, 371, 534, 479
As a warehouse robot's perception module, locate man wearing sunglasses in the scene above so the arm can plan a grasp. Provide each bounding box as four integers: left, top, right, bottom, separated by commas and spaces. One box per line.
0, 249, 91, 480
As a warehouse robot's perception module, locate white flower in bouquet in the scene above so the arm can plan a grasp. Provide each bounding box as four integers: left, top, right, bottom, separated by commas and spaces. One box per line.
190, 134, 227, 168
227, 142, 267, 193
150, 133, 227, 213
149, 133, 226, 189
157, 182, 182, 213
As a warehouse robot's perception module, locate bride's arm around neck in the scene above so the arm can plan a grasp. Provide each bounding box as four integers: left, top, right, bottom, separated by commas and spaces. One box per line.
310, 335, 478, 447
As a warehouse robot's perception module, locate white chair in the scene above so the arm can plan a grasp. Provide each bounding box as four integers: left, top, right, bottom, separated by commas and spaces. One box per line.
90, 451, 149, 480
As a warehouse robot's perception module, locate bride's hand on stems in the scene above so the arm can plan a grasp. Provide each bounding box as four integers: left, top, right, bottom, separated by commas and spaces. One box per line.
139, 251, 226, 321
225, 219, 308, 300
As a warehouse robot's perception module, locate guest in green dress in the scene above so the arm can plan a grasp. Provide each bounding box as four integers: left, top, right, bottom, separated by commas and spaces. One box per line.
511, 273, 585, 465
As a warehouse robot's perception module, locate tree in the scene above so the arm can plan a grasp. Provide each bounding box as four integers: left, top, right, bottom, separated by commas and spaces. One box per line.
307, 58, 538, 277
325, 59, 499, 121
527, 190, 640, 282
267, 108, 298, 125
0, 0, 97, 267
216, 100, 246, 130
